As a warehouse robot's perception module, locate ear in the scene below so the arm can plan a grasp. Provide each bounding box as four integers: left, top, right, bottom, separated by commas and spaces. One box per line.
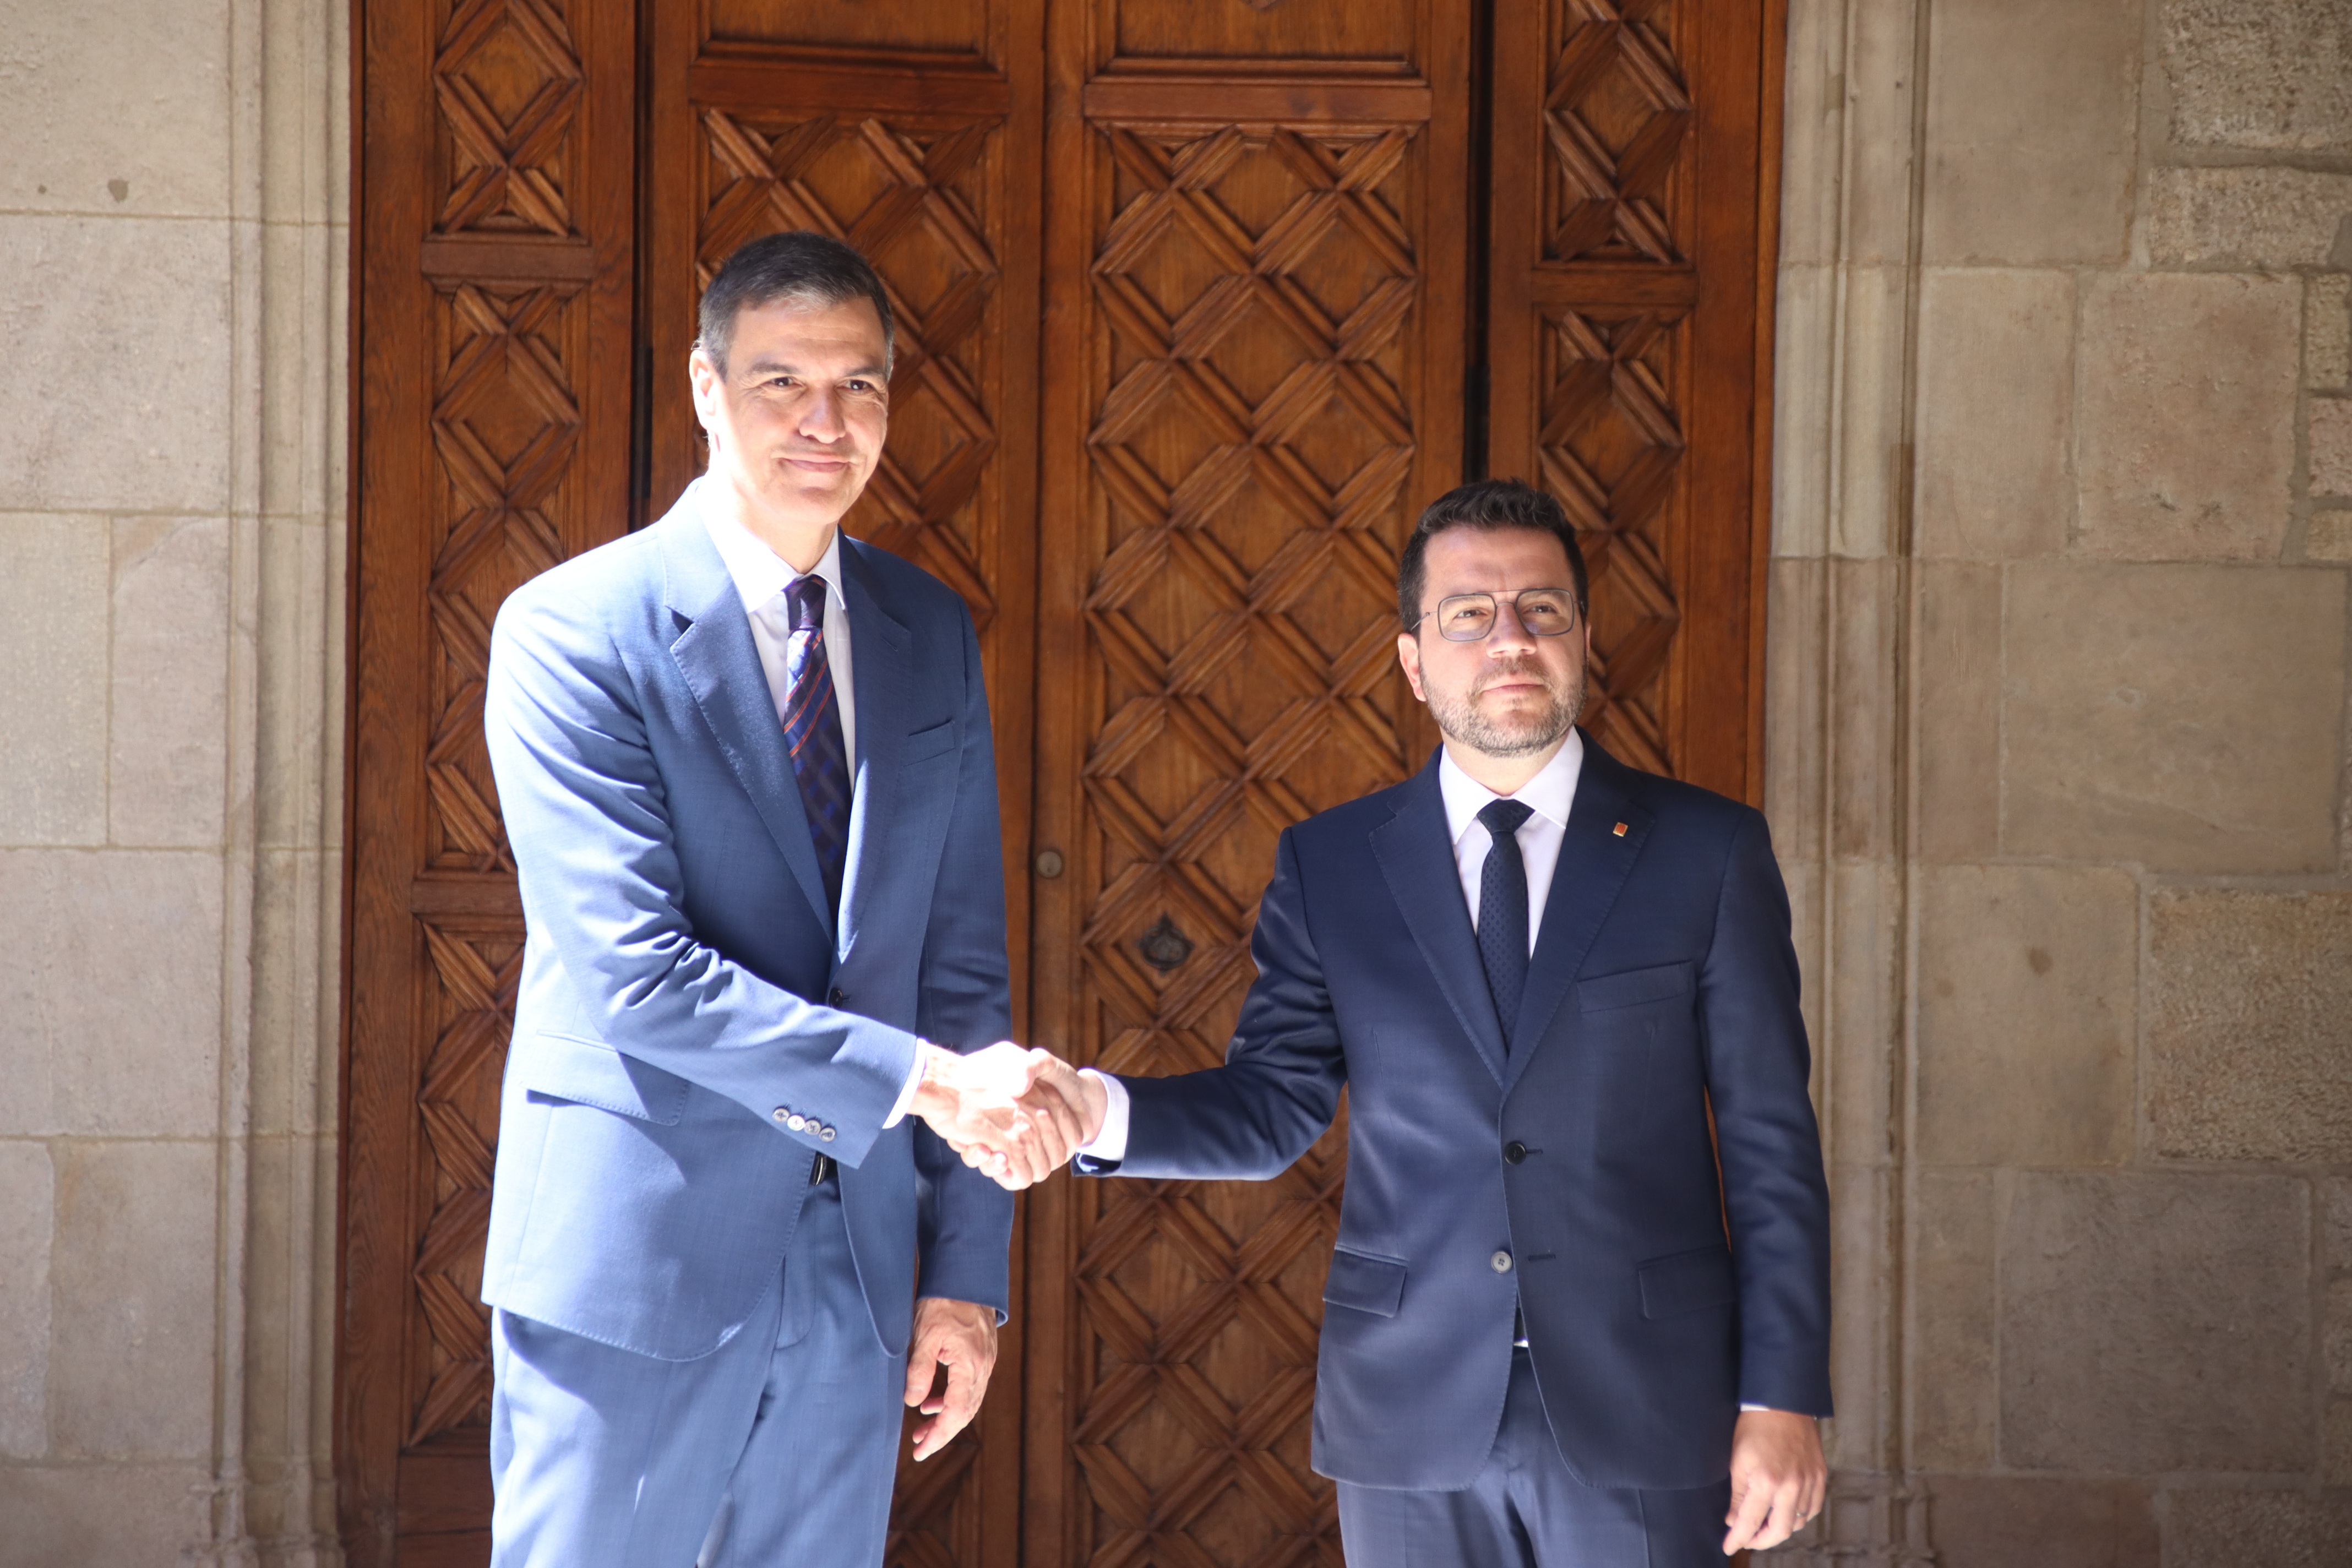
1396, 630, 1427, 703
688, 348, 721, 435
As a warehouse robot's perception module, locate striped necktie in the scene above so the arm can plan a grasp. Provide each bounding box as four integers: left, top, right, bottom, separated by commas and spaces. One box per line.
781, 574, 851, 913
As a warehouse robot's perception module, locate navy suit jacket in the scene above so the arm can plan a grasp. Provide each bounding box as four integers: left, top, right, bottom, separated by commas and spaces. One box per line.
1093, 738, 1832, 1491
478, 494, 1012, 1362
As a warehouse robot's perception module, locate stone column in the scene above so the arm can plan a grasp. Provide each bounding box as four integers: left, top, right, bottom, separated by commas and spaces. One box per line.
1767, 0, 1937, 1555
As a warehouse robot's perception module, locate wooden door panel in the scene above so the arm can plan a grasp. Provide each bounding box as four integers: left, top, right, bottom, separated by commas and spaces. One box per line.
344, 1, 637, 1563
703, 0, 995, 56
1104, 3, 1422, 64
1486, 0, 1778, 801
641, 4, 1045, 1564
1024, 4, 1468, 1562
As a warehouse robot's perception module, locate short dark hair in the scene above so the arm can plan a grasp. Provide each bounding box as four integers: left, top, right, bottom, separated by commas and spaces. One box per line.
1396, 478, 1590, 630
696, 231, 895, 377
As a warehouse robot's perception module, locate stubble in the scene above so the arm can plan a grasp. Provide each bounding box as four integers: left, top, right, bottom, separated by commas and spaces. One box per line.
1426, 655, 1589, 759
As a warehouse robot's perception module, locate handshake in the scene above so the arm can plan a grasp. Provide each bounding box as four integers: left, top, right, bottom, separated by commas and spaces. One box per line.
910, 1042, 1110, 1190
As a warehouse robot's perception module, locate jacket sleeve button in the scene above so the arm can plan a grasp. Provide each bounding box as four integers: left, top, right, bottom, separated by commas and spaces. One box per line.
772, 1108, 790, 1123
787, 1114, 807, 1132
820, 1126, 837, 1142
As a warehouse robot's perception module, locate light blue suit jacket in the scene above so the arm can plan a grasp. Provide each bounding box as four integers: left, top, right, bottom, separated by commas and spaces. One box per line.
479, 492, 1013, 1362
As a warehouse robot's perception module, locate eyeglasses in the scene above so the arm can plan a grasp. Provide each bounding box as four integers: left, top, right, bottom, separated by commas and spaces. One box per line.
1412, 589, 1581, 643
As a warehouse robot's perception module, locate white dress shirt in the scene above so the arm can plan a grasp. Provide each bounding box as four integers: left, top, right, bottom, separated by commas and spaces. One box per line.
1078, 735, 1585, 1163
700, 481, 857, 770
700, 484, 931, 1126
1438, 733, 1583, 952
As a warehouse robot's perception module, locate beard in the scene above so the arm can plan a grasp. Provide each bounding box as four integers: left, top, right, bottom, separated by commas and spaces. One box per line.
1427, 656, 1588, 759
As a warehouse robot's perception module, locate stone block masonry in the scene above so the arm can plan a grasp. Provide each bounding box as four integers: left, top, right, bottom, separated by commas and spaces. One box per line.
1767, 0, 2352, 1562
0, 0, 350, 1561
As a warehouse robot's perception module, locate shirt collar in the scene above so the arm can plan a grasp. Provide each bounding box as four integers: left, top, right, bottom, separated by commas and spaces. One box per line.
696, 476, 848, 620
1438, 729, 1585, 845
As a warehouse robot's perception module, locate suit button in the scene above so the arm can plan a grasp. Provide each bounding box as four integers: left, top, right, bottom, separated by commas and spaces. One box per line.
829, 987, 848, 1006
1491, 1250, 1513, 1273
786, 1114, 807, 1131
1503, 1141, 1528, 1165
772, 1108, 790, 1123
820, 1126, 837, 1142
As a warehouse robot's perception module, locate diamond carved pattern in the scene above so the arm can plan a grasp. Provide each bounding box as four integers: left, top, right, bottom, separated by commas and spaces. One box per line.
886, 1428, 984, 1568
1071, 122, 1422, 1568
700, 110, 1004, 629
433, 0, 584, 236
1076, 1162, 1344, 1567
426, 282, 584, 873
1543, 0, 1691, 263
1539, 304, 1685, 774
407, 919, 522, 1446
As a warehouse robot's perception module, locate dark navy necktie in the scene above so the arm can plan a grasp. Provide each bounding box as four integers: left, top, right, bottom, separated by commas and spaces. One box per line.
781, 574, 852, 913
1477, 798, 1534, 1047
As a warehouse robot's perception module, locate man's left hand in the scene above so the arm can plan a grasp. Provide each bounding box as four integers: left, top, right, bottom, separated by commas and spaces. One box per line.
904, 1297, 998, 1462
1722, 1408, 1826, 1554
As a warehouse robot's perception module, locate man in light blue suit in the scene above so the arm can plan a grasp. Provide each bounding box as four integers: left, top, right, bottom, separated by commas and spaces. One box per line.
1048, 482, 1833, 1566
481, 231, 1080, 1568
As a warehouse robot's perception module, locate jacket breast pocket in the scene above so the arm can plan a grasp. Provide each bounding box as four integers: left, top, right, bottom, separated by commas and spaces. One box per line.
1636, 1243, 1736, 1320
902, 718, 956, 764
1323, 1246, 1408, 1318
1578, 960, 1696, 1014
519, 1032, 690, 1126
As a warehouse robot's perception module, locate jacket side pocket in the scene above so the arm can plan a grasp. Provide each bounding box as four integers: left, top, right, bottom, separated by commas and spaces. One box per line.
1323, 1246, 1408, 1318
518, 1032, 692, 1126
1636, 1243, 1736, 1320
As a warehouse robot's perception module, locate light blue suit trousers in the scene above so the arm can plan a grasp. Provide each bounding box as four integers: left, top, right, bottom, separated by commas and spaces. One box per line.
489, 1173, 907, 1567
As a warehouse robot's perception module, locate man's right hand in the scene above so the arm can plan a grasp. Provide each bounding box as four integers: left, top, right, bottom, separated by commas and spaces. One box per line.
942, 1052, 1107, 1189
910, 1042, 1087, 1188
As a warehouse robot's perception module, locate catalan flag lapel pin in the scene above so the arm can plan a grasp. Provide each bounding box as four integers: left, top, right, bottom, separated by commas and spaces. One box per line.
1612, 821, 1629, 837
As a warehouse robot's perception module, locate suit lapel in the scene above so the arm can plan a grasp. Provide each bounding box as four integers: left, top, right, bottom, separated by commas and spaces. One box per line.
835, 540, 913, 962
1504, 736, 1651, 1090
660, 507, 835, 937
1371, 756, 1510, 1086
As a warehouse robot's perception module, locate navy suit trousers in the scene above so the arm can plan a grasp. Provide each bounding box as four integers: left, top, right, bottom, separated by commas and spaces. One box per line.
1336, 1349, 1730, 1568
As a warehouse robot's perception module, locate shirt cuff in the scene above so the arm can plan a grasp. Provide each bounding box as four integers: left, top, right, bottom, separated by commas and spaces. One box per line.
1076, 1069, 1130, 1162
881, 1041, 930, 1129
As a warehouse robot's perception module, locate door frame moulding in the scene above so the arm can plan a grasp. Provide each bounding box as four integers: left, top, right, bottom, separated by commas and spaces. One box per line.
1762, 0, 1936, 1560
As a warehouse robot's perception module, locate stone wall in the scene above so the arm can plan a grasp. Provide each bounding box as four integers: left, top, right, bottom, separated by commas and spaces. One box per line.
1769, 1, 2352, 1563
0, 0, 348, 1561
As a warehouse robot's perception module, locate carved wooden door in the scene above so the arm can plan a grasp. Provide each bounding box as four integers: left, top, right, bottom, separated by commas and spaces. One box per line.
1017, 3, 1471, 1564
342, 1, 638, 1562
341, 2, 1781, 1564
1017, 3, 1777, 1563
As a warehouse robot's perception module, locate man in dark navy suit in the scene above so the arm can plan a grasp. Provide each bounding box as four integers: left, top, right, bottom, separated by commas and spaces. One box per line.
1045, 480, 1832, 1566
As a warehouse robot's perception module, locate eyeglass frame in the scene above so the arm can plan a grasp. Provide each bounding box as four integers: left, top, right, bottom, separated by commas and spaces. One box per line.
1407, 587, 1585, 643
